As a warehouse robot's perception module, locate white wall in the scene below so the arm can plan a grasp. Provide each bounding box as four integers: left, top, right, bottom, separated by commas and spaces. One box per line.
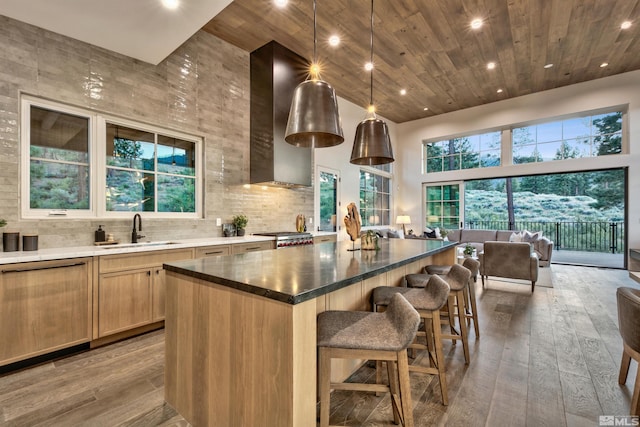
313, 97, 398, 241
394, 70, 640, 260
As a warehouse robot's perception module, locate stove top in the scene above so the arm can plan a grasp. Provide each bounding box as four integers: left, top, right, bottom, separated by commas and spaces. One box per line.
254, 231, 312, 239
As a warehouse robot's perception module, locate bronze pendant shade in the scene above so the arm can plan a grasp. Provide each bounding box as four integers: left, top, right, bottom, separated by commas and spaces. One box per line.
284, 0, 344, 148
285, 78, 344, 148
350, 116, 394, 165
349, 0, 394, 165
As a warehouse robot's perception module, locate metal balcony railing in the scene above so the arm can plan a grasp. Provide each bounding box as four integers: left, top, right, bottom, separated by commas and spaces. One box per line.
463, 221, 625, 254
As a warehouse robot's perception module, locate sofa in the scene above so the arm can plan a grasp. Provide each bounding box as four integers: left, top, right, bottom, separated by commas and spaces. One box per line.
446, 228, 554, 267
479, 241, 539, 292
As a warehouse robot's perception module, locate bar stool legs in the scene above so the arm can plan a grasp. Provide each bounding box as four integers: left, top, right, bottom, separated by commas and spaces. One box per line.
371, 275, 451, 406
317, 293, 420, 427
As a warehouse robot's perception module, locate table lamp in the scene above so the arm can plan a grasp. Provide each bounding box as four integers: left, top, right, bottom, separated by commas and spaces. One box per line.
396, 215, 411, 235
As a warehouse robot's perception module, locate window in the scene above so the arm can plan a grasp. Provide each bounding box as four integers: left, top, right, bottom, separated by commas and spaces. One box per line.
423, 131, 501, 173
360, 169, 391, 227
105, 124, 196, 213
424, 183, 461, 230
513, 111, 622, 164
22, 96, 202, 219
28, 105, 92, 211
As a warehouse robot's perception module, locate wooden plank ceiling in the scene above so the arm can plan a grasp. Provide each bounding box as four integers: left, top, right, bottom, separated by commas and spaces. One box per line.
203, 0, 640, 123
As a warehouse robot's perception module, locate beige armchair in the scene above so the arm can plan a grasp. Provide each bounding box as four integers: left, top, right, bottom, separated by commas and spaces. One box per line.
479, 241, 539, 292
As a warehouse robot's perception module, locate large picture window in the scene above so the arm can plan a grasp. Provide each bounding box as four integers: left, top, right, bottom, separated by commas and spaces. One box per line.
512, 111, 622, 164
22, 96, 202, 219
423, 131, 501, 173
360, 169, 391, 227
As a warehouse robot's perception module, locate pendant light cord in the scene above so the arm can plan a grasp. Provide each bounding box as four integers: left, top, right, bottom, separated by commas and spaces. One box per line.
313, 0, 317, 64
369, 0, 374, 107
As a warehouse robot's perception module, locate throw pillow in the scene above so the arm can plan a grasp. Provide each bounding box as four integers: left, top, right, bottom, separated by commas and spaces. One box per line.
434, 227, 442, 238
397, 228, 405, 239
424, 230, 437, 238
387, 230, 400, 238
509, 232, 523, 242
522, 230, 542, 243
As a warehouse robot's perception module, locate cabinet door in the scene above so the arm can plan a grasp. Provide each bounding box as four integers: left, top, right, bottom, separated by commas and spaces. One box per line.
152, 267, 165, 321
99, 269, 153, 337
0, 259, 91, 366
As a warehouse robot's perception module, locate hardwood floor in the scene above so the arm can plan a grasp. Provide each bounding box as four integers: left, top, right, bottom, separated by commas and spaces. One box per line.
0, 265, 637, 426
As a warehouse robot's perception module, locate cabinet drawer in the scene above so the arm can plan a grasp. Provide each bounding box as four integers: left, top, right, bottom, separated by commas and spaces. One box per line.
99, 248, 193, 273
314, 235, 337, 244
232, 241, 275, 254
195, 245, 231, 258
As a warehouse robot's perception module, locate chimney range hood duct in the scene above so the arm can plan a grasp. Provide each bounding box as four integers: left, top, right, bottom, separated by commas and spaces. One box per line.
250, 41, 312, 188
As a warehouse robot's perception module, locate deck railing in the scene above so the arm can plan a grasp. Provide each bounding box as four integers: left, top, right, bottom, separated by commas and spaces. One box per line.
463, 221, 625, 254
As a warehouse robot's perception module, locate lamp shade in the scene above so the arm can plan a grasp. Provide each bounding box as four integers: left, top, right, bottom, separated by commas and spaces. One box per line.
285, 79, 344, 148
350, 117, 394, 165
396, 215, 411, 225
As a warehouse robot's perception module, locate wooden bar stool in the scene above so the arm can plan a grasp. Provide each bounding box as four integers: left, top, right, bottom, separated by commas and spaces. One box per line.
318, 293, 421, 427
617, 287, 640, 416
405, 264, 472, 364
372, 275, 451, 405
426, 257, 481, 338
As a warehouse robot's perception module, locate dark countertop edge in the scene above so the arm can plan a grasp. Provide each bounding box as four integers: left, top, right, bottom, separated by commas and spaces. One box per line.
164, 241, 457, 305
630, 249, 640, 261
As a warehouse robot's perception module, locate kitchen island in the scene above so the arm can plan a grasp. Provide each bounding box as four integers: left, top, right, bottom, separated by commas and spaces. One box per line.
163, 238, 456, 427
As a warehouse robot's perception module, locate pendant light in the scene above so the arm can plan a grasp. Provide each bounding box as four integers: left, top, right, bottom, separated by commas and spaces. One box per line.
285, 0, 344, 148
350, 0, 394, 165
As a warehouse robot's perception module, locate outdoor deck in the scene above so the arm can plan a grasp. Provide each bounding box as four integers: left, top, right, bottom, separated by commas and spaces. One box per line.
552, 249, 625, 269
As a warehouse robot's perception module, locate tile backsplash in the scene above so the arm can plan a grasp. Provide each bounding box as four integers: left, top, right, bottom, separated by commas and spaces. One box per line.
0, 16, 313, 249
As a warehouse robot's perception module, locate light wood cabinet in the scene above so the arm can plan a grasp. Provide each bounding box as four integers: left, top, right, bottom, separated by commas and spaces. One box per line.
313, 234, 337, 244
231, 241, 275, 254
98, 268, 153, 337
97, 248, 192, 338
0, 258, 92, 367
195, 244, 231, 258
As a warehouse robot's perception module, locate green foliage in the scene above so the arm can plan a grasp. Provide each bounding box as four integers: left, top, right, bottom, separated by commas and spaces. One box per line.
233, 214, 248, 229
0, 219, 6, 228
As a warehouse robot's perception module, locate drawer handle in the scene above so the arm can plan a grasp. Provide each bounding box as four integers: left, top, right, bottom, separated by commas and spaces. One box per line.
205, 251, 224, 255
2, 261, 86, 274
245, 247, 261, 251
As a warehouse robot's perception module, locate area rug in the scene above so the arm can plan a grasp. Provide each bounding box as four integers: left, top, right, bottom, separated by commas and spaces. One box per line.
482, 265, 553, 289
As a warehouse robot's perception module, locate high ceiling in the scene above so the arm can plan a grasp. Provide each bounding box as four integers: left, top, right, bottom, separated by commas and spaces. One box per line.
204, 0, 640, 123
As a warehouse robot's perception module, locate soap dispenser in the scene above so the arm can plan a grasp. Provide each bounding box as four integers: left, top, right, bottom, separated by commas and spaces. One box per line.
95, 225, 106, 243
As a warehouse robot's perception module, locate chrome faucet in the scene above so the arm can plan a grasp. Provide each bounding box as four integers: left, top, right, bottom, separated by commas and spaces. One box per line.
131, 214, 144, 243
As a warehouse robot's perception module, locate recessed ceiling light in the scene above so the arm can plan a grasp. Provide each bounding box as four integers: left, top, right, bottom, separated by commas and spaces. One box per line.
487, 62, 496, 70
161, 0, 179, 10
328, 35, 340, 46
364, 62, 373, 71
600, 62, 609, 68
544, 63, 554, 69
621, 21, 632, 29
496, 88, 503, 93
274, 0, 288, 7
423, 107, 429, 111
471, 19, 483, 29
400, 89, 407, 95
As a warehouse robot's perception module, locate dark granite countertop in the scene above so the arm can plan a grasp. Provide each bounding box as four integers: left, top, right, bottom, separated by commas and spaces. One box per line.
163, 238, 457, 305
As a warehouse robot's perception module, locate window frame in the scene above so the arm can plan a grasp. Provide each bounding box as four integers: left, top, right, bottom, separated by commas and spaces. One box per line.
21, 95, 203, 220
359, 166, 393, 228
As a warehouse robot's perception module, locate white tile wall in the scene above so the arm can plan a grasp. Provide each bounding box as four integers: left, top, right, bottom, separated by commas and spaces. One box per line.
0, 16, 314, 249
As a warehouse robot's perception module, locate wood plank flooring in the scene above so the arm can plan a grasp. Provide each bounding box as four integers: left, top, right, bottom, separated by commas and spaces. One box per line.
0, 265, 638, 426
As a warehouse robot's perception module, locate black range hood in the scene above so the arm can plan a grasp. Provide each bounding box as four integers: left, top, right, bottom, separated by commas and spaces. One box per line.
250, 41, 312, 187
